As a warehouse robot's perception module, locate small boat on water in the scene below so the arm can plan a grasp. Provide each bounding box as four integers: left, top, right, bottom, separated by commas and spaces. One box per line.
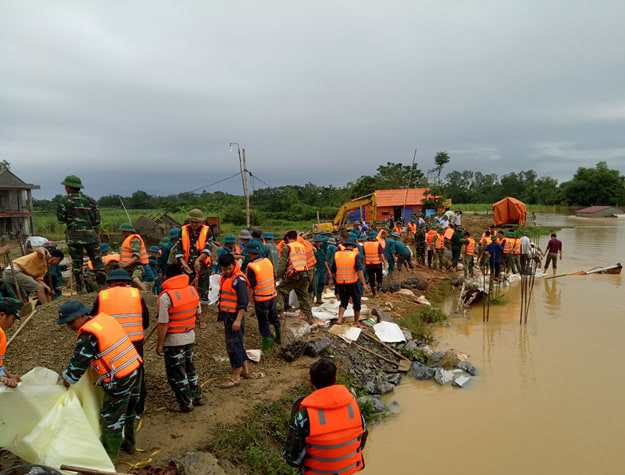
584, 263, 622, 275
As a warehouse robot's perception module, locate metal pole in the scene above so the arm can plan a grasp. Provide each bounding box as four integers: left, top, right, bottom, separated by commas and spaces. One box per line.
242, 148, 251, 229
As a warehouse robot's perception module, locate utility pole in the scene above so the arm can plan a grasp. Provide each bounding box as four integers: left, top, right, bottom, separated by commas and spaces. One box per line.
242, 148, 251, 229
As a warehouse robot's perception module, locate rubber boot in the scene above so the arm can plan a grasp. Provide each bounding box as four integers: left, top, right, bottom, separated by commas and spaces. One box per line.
101, 433, 123, 462
95, 270, 107, 290
73, 271, 85, 293
274, 326, 282, 345
261, 336, 275, 355
121, 419, 137, 455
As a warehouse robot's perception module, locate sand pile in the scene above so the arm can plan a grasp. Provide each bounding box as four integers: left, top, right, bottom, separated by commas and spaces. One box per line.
5, 291, 274, 410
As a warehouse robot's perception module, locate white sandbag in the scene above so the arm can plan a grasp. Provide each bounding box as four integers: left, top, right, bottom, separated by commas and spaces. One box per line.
373, 321, 406, 343
208, 274, 221, 305
288, 289, 300, 308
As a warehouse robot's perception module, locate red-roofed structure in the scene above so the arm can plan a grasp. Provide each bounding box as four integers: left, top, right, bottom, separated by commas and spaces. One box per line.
576, 206, 623, 217
363, 188, 432, 222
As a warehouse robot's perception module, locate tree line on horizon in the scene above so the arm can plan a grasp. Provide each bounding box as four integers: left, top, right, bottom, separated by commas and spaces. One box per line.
32, 157, 625, 225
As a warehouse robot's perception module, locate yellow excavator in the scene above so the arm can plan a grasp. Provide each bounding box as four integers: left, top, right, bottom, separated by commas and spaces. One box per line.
312, 193, 377, 234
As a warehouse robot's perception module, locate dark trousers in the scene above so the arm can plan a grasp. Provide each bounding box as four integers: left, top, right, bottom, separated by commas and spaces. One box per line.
490, 261, 501, 279
337, 283, 361, 311
366, 265, 383, 294
132, 341, 147, 415
163, 343, 202, 409
397, 254, 414, 271
221, 311, 248, 369
427, 249, 434, 268
254, 298, 280, 338
68, 241, 106, 289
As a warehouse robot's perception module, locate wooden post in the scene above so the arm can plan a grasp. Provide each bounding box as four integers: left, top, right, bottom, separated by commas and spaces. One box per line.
242, 148, 251, 229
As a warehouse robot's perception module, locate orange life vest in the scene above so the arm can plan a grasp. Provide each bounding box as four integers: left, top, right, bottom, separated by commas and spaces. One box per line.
394, 225, 402, 235
247, 258, 276, 302
285, 241, 308, 278
503, 239, 515, 254
77, 313, 142, 383
480, 234, 492, 248
363, 242, 382, 266
334, 251, 358, 284
434, 233, 445, 250
181, 224, 211, 265
299, 385, 365, 475
444, 227, 454, 240
462, 238, 476, 256
218, 265, 249, 313
159, 274, 199, 333
408, 222, 416, 233
120, 234, 149, 265
0, 327, 6, 371
298, 236, 317, 269
87, 252, 120, 271
98, 286, 144, 342
426, 230, 437, 248
513, 238, 521, 255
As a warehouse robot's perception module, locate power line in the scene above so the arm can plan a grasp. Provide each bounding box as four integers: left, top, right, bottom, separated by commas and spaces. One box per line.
188, 172, 241, 193
247, 170, 272, 188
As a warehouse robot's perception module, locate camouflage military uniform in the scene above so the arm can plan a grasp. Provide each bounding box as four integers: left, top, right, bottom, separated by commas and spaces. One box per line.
415, 228, 426, 265
275, 243, 312, 321
123, 236, 145, 282
62, 332, 139, 460
171, 228, 211, 303
163, 344, 202, 409
57, 192, 106, 290
282, 394, 368, 471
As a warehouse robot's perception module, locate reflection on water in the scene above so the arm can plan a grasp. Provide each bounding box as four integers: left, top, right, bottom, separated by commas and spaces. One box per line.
363, 215, 625, 475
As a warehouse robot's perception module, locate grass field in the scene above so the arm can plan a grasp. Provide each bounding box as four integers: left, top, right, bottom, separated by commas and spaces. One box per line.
34, 208, 317, 241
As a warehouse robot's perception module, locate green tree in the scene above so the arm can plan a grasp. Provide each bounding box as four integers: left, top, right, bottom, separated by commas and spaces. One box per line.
349, 162, 427, 197
560, 161, 625, 205
431, 152, 450, 184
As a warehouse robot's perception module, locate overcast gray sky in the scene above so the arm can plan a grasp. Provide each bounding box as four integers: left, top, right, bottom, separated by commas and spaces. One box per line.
2, 0, 625, 199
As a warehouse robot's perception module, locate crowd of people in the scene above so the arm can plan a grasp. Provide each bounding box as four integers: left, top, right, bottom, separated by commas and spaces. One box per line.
0, 175, 563, 468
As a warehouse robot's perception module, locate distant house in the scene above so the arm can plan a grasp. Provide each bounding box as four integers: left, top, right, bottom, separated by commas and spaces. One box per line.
353, 188, 432, 224
0, 168, 40, 236
576, 206, 624, 218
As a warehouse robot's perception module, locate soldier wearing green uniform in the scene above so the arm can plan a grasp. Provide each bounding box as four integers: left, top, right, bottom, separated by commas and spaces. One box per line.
312, 235, 328, 304
263, 232, 279, 277
451, 226, 465, 270
59, 301, 141, 461
276, 230, 312, 322
415, 225, 426, 266
384, 232, 396, 275
57, 175, 106, 292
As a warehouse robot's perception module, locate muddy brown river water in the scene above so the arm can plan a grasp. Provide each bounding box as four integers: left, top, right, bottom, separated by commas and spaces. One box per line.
363, 214, 625, 474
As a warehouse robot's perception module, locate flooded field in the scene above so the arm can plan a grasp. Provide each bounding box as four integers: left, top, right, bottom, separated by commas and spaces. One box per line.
363, 214, 625, 474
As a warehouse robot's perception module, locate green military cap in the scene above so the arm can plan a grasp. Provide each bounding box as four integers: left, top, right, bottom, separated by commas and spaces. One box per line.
58, 301, 92, 325
100, 243, 111, 253
119, 223, 136, 233
186, 208, 205, 222
313, 235, 324, 242
149, 246, 160, 253
367, 231, 377, 239
391, 232, 401, 238
223, 234, 236, 244
61, 175, 84, 189
107, 269, 131, 282
262, 232, 273, 240
159, 237, 171, 247
438, 227, 444, 232
246, 242, 263, 254
169, 228, 181, 238
0, 298, 22, 319
343, 239, 357, 247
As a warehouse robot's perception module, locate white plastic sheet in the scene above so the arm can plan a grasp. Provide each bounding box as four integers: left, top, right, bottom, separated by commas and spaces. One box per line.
373, 321, 406, 343
0, 367, 115, 473
328, 325, 362, 343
